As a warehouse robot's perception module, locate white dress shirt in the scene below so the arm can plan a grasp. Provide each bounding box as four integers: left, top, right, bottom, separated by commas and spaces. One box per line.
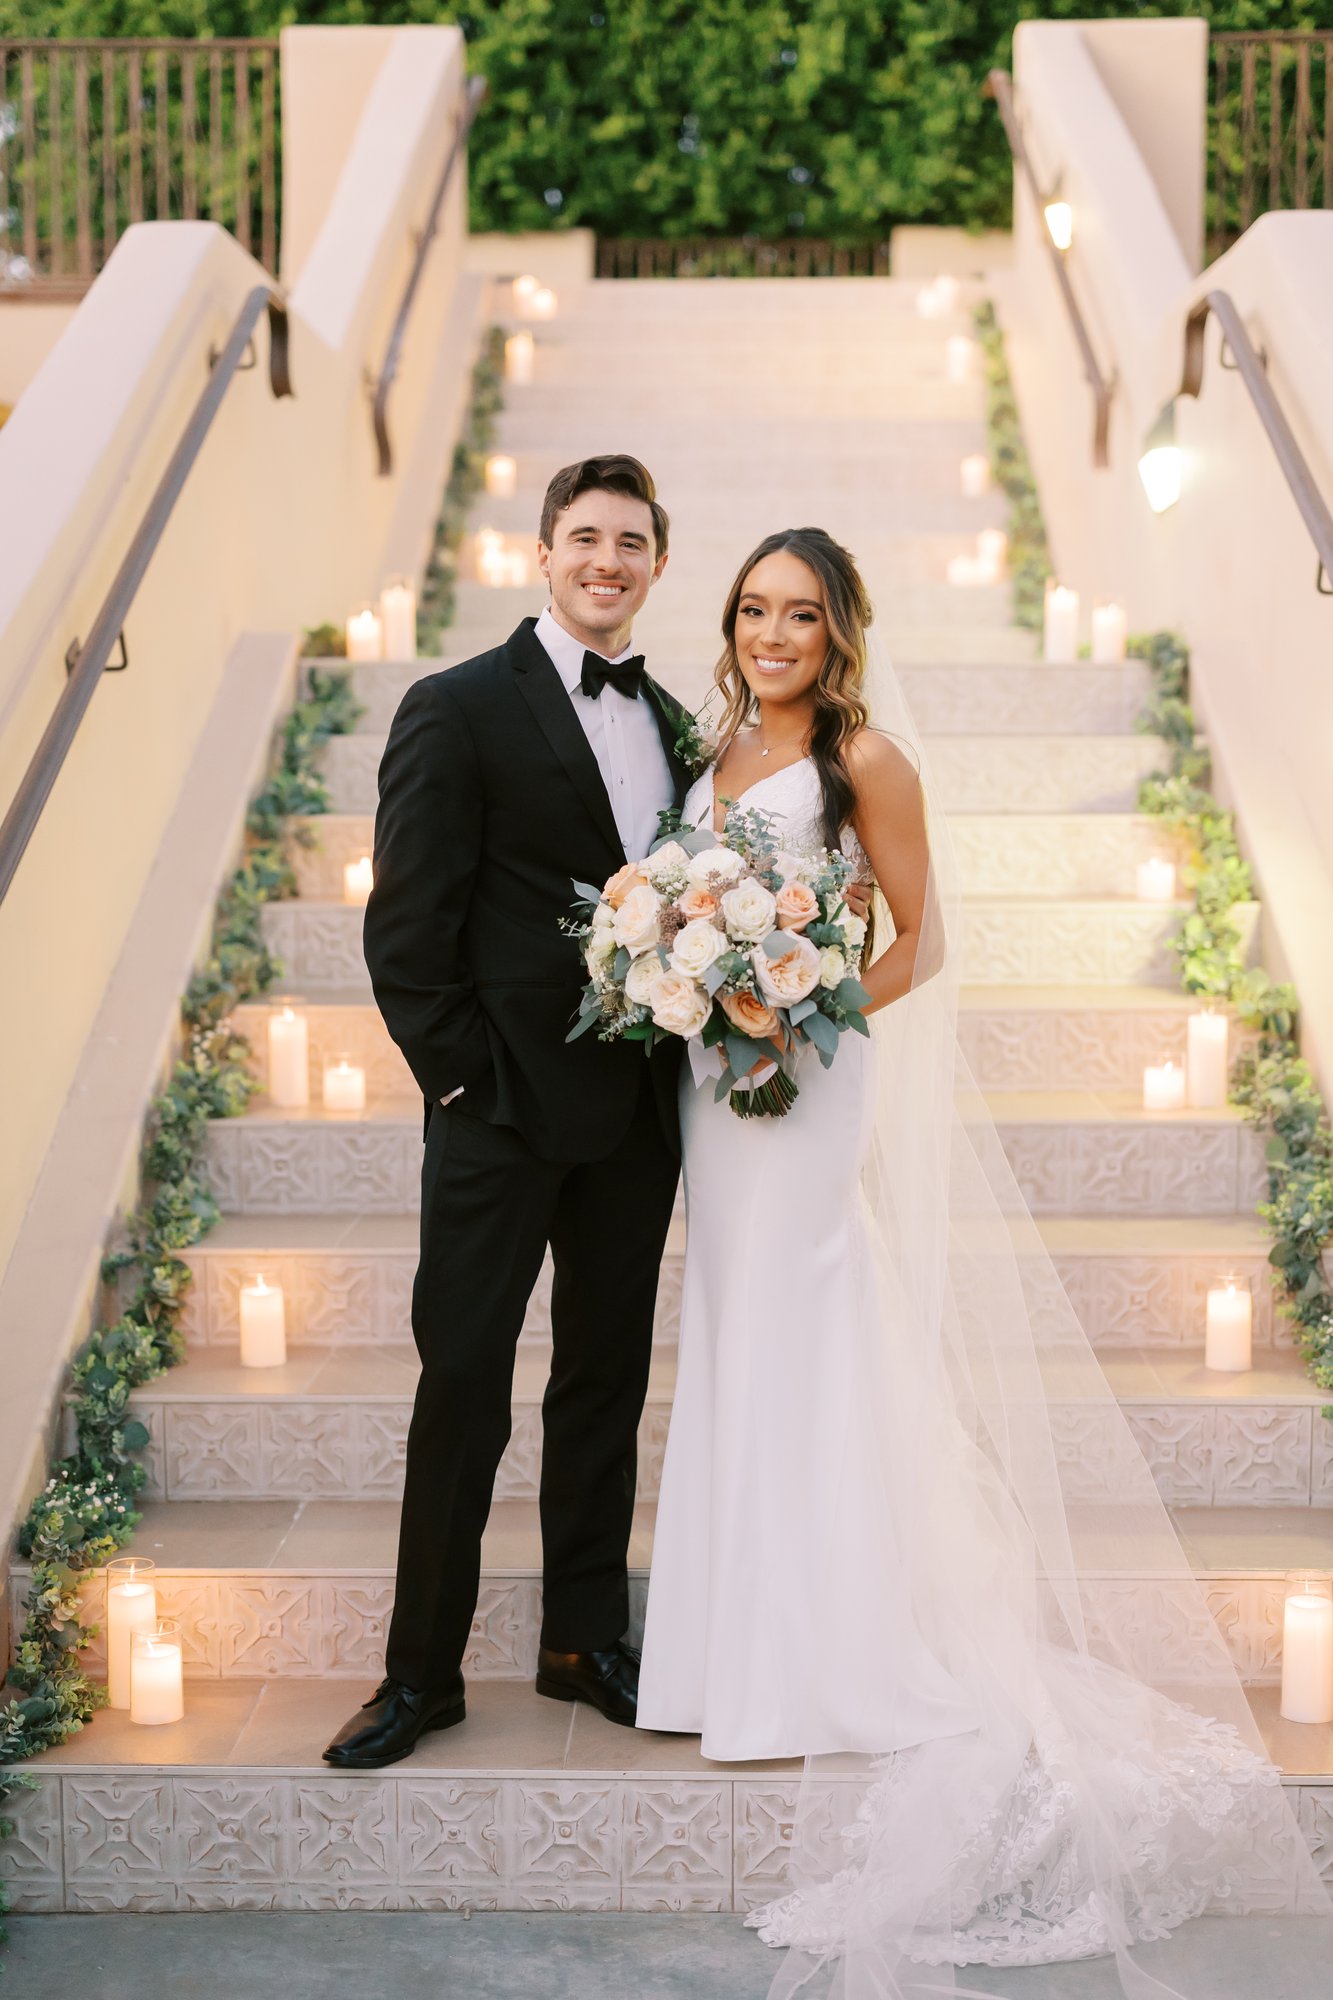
534, 606, 673, 863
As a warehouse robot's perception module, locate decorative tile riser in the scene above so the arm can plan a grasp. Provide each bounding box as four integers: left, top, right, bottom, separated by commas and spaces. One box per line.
14, 1568, 1320, 1690
201, 1113, 1265, 1216
178, 1245, 681, 1350
320, 732, 1167, 820
130, 1396, 1333, 1509
260, 899, 1225, 992
177, 1241, 1302, 1356
4, 1766, 1324, 1917
287, 813, 1178, 904
230, 999, 1234, 1098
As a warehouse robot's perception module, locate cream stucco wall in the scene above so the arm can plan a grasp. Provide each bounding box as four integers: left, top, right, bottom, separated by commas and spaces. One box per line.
1004, 20, 1333, 1093
0, 300, 80, 410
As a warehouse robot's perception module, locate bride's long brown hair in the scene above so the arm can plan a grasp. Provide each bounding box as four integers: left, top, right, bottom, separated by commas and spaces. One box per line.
713, 527, 873, 849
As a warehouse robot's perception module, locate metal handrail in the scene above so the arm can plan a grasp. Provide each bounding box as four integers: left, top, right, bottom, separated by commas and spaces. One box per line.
1181, 290, 1333, 597
0, 284, 291, 911
984, 68, 1115, 469
371, 73, 486, 477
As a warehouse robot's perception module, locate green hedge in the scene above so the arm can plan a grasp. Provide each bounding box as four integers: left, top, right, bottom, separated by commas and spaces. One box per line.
5, 2, 1333, 244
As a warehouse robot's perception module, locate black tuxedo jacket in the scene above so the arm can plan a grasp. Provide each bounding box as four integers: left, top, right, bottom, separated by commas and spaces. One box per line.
363, 618, 693, 1162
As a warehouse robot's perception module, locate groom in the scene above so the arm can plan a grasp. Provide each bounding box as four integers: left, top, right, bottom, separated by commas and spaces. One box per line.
324, 454, 693, 1769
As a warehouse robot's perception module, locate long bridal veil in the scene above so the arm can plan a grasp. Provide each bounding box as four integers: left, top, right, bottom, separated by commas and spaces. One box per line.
750, 635, 1329, 1999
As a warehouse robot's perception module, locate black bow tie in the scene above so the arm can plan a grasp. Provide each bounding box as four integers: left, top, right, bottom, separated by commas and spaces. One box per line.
580, 650, 646, 700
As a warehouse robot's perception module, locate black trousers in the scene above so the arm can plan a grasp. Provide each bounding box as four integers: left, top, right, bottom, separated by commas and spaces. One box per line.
384, 1065, 680, 1691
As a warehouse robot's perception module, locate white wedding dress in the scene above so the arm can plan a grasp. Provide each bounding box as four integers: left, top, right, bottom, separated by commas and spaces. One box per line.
634, 751, 1324, 1997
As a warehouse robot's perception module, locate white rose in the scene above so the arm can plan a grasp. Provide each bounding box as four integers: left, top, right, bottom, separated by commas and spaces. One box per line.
686, 845, 744, 891
842, 911, 867, 951
645, 840, 691, 889
649, 969, 712, 1039
624, 953, 661, 1007
671, 917, 727, 980
611, 882, 662, 957
753, 932, 823, 1006
774, 849, 814, 885
591, 900, 616, 932
819, 946, 847, 990
720, 878, 778, 944
585, 928, 617, 980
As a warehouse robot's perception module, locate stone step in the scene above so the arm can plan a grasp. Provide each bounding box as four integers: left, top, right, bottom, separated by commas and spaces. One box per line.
469, 483, 1011, 540
125, 1343, 1333, 1510
285, 810, 1179, 905
178, 1211, 1304, 1359
320, 657, 1149, 741
231, 984, 1228, 1101
15, 1500, 1331, 1689
200, 1092, 1266, 1219
458, 526, 1023, 589
4, 1676, 1324, 1916
491, 379, 985, 423
261, 894, 1256, 993
319, 733, 1167, 818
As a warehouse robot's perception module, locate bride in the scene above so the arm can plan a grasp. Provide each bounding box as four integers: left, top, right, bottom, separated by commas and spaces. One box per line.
635, 528, 1327, 1996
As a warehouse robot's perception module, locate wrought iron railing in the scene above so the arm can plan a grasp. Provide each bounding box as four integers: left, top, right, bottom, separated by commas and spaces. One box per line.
0, 37, 280, 294
595, 237, 892, 279
1209, 32, 1333, 261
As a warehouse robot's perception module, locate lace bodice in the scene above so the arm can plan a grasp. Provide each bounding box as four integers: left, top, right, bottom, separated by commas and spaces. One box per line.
683, 755, 870, 876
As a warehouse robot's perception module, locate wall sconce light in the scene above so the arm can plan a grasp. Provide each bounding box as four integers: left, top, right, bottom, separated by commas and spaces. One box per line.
1043, 199, 1073, 252
1138, 404, 1182, 514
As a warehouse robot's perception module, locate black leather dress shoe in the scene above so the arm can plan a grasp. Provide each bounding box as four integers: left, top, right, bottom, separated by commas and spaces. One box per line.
535, 1641, 639, 1727
322, 1673, 465, 1769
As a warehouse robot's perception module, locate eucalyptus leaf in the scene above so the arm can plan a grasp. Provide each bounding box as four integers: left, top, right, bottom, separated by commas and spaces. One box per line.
571, 880, 604, 905
760, 930, 790, 959
802, 1009, 839, 1056
565, 1009, 603, 1042
788, 997, 818, 1025
835, 977, 872, 1011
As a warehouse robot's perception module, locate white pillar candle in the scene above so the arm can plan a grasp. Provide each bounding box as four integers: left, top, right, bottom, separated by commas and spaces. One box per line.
343, 855, 373, 906
503, 550, 530, 587
239, 1275, 287, 1369
1042, 580, 1079, 662
916, 279, 945, 319
1187, 1009, 1229, 1109
105, 1558, 158, 1710
1142, 1059, 1186, 1112
1136, 856, 1176, 903
946, 554, 982, 587
945, 334, 975, 384
323, 1058, 366, 1113
476, 528, 507, 586
1205, 1278, 1252, 1371
505, 331, 535, 384
934, 275, 961, 313
345, 607, 382, 662
1090, 600, 1127, 662
1281, 1578, 1333, 1724
975, 528, 1008, 581
267, 1005, 309, 1109
511, 273, 540, 308
960, 452, 990, 498
130, 1621, 184, 1726
379, 577, 416, 659
485, 453, 517, 498
530, 286, 557, 320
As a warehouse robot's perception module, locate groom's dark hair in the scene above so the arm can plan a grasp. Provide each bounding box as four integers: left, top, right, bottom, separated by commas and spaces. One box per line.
539, 454, 669, 559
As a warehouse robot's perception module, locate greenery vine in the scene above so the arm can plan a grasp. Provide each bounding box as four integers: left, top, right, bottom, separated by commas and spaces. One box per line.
418, 326, 507, 654
973, 300, 1051, 630
0, 669, 363, 1942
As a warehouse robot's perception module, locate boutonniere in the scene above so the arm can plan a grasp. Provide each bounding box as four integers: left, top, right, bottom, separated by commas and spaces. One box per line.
673, 707, 713, 778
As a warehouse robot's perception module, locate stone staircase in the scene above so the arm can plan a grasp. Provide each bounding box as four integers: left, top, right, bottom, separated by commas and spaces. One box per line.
6, 277, 1331, 1914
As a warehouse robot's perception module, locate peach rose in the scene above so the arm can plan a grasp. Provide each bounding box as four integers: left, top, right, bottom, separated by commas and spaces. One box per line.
603, 862, 648, 910
753, 933, 822, 1006
775, 879, 819, 932
720, 989, 781, 1039
678, 886, 718, 923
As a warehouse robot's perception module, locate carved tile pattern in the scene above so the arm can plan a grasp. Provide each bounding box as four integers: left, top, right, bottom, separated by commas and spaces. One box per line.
494, 1406, 543, 1503
63, 1777, 174, 1901
176, 1778, 285, 1884
202, 1119, 416, 1214
949, 815, 1169, 899
1052, 1249, 1278, 1350
1298, 1789, 1333, 1889
997, 1122, 1249, 1216
288, 817, 376, 901
1311, 1415, 1333, 1503
324, 1581, 393, 1675
183, 1249, 412, 1346
1121, 1408, 1215, 1506
261, 902, 370, 992
2, 1773, 64, 1910
154, 1577, 223, 1676
512, 1783, 620, 1907
289, 1778, 397, 1887
1213, 1407, 1313, 1505
399, 1781, 506, 1891
219, 1580, 320, 1676
161, 1406, 262, 1498
322, 733, 388, 814
464, 1580, 542, 1678
621, 1785, 731, 1911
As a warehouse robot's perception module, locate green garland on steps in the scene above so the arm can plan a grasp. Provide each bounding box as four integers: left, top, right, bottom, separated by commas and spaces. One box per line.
418, 325, 507, 655
1127, 633, 1333, 1404
973, 299, 1051, 631
0, 667, 363, 1942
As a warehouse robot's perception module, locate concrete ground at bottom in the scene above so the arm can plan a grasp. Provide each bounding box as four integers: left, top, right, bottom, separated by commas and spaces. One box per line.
4, 1912, 1331, 1999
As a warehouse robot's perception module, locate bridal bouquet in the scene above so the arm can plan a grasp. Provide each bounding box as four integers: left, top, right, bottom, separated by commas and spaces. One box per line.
564, 804, 871, 1118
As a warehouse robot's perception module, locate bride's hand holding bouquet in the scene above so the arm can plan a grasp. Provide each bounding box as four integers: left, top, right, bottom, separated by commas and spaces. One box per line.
563, 802, 871, 1118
